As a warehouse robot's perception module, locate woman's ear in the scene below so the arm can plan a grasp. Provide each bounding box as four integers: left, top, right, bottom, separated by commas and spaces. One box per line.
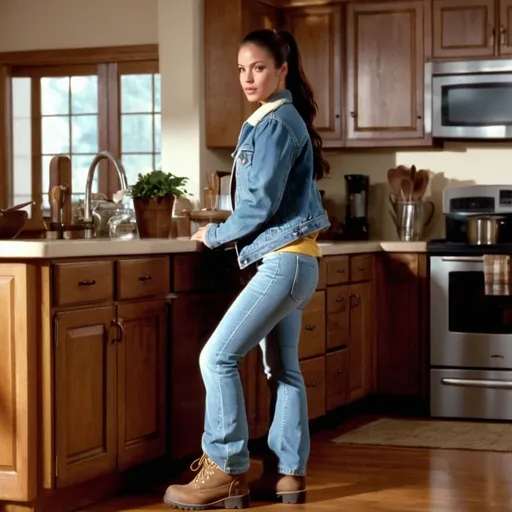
281, 62, 288, 78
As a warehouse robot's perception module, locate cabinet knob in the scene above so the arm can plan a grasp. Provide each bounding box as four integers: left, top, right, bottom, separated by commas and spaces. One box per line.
350, 111, 356, 118
305, 324, 316, 331
138, 275, 153, 281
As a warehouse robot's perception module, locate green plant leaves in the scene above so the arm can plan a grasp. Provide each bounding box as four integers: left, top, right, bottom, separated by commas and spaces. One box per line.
128, 170, 188, 199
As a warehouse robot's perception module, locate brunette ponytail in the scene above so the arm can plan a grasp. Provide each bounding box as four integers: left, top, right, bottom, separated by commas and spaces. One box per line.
241, 29, 330, 180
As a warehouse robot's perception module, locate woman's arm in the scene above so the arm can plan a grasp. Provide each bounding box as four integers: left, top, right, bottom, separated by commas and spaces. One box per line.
204, 117, 297, 249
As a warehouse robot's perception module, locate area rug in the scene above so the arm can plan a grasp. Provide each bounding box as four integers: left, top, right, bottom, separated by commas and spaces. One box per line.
331, 418, 512, 452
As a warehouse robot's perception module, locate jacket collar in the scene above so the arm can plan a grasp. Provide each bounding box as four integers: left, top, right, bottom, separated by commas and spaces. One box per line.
245, 89, 293, 127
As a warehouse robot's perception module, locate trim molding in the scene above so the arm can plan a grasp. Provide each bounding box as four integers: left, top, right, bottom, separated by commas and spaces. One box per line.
0, 44, 159, 66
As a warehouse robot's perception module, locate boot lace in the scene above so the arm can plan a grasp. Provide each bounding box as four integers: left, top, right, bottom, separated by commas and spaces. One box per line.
190, 454, 217, 484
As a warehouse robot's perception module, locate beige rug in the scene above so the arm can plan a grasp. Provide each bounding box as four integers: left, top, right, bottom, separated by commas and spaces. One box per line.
332, 418, 512, 452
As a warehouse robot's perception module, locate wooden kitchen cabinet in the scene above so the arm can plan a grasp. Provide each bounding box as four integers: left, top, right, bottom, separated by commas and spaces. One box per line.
0, 264, 37, 502
204, 0, 281, 147
282, 4, 343, 146
376, 253, 429, 399
169, 290, 238, 460
346, 1, 427, 146
54, 307, 118, 488
433, 0, 512, 58
53, 265, 169, 488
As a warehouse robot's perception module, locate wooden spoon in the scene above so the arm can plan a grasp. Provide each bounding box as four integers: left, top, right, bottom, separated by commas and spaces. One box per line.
412, 170, 429, 201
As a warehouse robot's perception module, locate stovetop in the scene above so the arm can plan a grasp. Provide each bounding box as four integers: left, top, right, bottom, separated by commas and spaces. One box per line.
427, 238, 512, 256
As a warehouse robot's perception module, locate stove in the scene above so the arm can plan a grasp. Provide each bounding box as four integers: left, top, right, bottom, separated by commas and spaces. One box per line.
428, 185, 512, 422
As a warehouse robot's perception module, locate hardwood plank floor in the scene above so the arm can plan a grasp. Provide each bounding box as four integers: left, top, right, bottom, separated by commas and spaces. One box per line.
79, 418, 512, 512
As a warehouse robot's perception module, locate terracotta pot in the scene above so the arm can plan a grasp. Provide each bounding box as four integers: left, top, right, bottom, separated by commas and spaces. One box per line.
133, 195, 175, 238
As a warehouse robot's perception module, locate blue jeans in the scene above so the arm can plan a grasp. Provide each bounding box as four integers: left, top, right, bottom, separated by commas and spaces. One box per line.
199, 252, 319, 476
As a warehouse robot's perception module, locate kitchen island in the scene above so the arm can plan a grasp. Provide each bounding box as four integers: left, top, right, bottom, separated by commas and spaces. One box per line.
0, 239, 427, 512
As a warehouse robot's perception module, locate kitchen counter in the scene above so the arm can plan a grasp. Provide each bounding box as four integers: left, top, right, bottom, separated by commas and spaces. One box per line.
0, 238, 427, 259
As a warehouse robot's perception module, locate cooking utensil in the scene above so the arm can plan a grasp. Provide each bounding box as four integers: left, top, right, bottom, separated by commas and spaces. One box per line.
466, 216, 504, 245
0, 209, 28, 239
0, 200, 34, 213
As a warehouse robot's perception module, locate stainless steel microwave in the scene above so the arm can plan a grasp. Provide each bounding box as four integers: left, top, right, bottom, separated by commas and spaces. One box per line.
427, 60, 512, 140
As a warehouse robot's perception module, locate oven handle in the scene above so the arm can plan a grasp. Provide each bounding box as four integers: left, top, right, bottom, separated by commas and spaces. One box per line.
441, 256, 483, 262
442, 378, 512, 389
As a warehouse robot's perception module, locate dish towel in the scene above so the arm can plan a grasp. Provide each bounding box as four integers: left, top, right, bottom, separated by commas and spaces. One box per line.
483, 254, 511, 295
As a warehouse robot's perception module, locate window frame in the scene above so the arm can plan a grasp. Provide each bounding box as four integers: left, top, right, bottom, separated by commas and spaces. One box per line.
0, 44, 158, 230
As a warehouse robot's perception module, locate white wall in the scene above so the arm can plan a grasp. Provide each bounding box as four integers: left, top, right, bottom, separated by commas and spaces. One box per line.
0, 0, 159, 51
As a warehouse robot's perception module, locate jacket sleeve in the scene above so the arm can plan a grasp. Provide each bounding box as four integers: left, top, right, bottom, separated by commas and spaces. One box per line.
204, 117, 296, 249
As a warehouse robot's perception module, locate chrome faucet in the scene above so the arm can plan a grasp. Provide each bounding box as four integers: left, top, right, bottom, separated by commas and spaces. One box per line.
83, 151, 129, 238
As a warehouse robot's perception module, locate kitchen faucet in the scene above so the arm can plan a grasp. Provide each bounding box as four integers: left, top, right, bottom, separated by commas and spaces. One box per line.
83, 151, 129, 238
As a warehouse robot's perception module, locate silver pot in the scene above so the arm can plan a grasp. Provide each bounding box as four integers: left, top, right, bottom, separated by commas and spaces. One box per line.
466, 216, 504, 245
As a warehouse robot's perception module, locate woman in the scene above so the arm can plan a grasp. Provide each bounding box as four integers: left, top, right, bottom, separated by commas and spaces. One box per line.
164, 29, 330, 510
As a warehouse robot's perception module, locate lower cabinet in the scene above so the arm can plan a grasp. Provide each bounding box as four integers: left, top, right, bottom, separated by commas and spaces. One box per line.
54, 299, 168, 488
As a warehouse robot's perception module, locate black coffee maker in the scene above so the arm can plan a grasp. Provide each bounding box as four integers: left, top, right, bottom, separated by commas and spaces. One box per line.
343, 174, 369, 240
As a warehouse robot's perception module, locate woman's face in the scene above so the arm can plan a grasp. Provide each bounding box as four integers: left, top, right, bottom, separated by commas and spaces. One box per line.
238, 43, 287, 103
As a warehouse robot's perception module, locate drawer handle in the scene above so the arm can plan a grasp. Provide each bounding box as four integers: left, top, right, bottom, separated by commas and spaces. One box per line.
138, 275, 153, 281
305, 324, 316, 331
358, 268, 365, 272
306, 382, 317, 388
337, 369, 344, 374
78, 279, 96, 286
336, 297, 344, 302
337, 269, 345, 274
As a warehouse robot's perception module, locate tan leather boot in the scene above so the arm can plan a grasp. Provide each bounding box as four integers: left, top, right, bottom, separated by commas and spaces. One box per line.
250, 472, 307, 504
163, 454, 250, 510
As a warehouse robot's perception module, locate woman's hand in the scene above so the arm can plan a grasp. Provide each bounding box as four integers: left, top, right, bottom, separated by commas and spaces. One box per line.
191, 226, 207, 244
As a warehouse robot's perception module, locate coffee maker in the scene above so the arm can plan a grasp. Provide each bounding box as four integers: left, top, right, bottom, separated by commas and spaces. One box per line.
343, 174, 369, 240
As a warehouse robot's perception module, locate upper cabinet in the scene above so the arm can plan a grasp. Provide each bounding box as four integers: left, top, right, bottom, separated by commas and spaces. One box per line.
433, 0, 512, 58
282, 5, 343, 146
204, 0, 280, 147
346, 1, 426, 146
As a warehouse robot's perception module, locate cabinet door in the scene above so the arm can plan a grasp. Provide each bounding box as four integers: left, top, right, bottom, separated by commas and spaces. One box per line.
283, 5, 343, 145
54, 307, 117, 488
347, 282, 373, 402
500, 0, 512, 55
433, 0, 496, 58
0, 265, 37, 501
116, 300, 167, 470
346, 1, 425, 145
170, 291, 237, 460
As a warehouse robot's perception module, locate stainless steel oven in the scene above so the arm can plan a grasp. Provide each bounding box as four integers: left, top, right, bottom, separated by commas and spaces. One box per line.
429, 60, 512, 139
430, 255, 512, 420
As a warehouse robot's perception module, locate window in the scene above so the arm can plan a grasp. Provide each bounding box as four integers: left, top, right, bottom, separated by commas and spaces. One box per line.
3, 49, 159, 225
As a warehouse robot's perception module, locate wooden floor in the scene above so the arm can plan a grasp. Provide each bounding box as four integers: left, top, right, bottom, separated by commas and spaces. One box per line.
80, 417, 512, 512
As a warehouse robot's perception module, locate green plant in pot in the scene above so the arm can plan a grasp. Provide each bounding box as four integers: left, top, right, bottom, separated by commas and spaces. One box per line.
129, 170, 188, 238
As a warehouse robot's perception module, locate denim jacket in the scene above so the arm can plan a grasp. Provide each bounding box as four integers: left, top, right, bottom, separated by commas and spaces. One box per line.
204, 89, 330, 269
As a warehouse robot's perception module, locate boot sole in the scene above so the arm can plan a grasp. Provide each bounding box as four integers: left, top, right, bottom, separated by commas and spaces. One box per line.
163, 492, 250, 510
276, 490, 307, 504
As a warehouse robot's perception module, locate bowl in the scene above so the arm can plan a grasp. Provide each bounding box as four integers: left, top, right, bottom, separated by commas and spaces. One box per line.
0, 209, 28, 239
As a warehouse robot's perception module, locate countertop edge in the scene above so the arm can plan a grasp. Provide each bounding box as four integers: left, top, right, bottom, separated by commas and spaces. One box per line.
0, 239, 427, 259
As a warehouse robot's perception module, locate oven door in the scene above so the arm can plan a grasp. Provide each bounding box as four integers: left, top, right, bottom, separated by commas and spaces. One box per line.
432, 73, 512, 139
430, 256, 512, 369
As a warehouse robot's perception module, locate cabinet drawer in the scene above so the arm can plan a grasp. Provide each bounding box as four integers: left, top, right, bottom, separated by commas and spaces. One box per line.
53, 261, 114, 307
317, 258, 327, 290
326, 256, 349, 286
299, 291, 325, 360
117, 257, 170, 300
300, 356, 326, 420
350, 254, 373, 282
326, 349, 349, 411
326, 285, 350, 350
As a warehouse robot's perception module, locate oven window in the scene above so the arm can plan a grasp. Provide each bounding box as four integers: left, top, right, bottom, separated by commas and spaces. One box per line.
442, 83, 512, 126
449, 271, 512, 334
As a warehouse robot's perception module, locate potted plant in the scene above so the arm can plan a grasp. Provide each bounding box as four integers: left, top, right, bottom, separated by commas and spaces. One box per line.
129, 170, 188, 238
